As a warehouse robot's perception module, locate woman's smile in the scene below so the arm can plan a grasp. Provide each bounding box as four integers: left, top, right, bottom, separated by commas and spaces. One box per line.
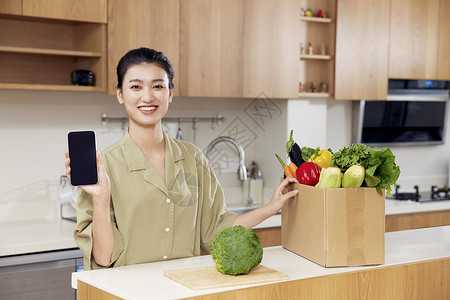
138, 105, 158, 113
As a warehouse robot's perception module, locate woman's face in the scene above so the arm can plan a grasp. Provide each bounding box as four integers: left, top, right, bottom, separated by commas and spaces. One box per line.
117, 63, 173, 130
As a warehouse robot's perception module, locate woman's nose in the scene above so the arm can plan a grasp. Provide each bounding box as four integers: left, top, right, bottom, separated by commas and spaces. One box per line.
140, 87, 153, 101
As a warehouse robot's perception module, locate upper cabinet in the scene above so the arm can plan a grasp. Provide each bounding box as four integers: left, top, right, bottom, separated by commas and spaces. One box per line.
243, 0, 300, 99
0, 1, 107, 92
22, 0, 107, 23
179, 0, 244, 98
0, 0, 106, 23
107, 0, 179, 95
334, 0, 390, 100
178, 0, 300, 99
0, 1, 22, 15
389, 0, 444, 80
437, 0, 450, 80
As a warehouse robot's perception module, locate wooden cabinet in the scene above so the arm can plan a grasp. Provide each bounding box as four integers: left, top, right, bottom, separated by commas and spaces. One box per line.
253, 227, 281, 248
179, 0, 301, 99
179, 0, 243, 98
22, 0, 107, 23
0, 0, 106, 23
389, 0, 440, 80
334, 0, 390, 100
254, 210, 450, 248
107, 0, 179, 95
243, 0, 300, 99
437, 0, 450, 80
0, 1, 107, 92
0, 0, 22, 15
386, 210, 450, 232
0, 16, 106, 92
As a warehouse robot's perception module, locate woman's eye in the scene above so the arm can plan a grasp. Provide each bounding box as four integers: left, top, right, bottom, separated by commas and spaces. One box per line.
154, 84, 164, 89
130, 85, 141, 90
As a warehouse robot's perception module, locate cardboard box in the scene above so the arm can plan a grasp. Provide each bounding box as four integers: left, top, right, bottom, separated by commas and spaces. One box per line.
281, 183, 385, 267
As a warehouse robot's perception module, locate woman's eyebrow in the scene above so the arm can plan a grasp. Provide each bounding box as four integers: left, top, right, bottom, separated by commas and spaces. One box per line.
127, 78, 165, 84
127, 79, 142, 84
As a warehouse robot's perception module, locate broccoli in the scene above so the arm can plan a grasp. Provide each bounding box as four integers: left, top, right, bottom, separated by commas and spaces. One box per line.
210, 225, 263, 275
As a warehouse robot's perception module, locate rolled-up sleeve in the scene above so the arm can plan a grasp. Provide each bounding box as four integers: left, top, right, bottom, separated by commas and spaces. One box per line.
74, 190, 124, 270
198, 156, 236, 253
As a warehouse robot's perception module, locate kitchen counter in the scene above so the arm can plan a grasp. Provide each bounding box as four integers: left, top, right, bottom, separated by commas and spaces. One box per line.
385, 198, 450, 215
233, 198, 450, 230
2, 198, 449, 258
72, 226, 450, 300
0, 219, 78, 257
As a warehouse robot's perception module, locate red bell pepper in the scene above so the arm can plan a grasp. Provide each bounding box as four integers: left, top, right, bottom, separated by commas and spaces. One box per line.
296, 162, 321, 186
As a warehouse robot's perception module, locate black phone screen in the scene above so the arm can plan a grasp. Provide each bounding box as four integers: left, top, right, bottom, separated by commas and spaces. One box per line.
68, 131, 98, 186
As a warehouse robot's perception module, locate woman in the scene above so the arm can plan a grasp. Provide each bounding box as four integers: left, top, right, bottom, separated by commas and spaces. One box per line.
65, 48, 298, 270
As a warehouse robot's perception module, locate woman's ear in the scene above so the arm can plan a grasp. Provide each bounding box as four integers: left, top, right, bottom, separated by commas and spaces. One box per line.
117, 88, 124, 104
169, 89, 174, 103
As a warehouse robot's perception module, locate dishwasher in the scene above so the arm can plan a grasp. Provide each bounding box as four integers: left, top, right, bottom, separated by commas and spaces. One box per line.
0, 248, 83, 300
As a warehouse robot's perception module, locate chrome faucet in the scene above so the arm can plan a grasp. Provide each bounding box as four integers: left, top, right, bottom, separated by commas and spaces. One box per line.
205, 136, 247, 181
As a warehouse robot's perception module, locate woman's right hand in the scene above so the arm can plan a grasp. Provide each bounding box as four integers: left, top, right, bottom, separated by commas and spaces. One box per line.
65, 151, 111, 207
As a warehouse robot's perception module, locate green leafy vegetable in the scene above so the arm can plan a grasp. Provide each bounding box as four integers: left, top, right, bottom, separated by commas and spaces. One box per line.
301, 146, 316, 162
330, 143, 372, 172
331, 143, 400, 196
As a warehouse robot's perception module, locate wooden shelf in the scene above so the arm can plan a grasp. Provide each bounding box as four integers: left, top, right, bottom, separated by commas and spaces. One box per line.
300, 16, 332, 23
0, 15, 106, 92
298, 92, 331, 98
0, 83, 105, 92
0, 46, 102, 58
300, 54, 333, 60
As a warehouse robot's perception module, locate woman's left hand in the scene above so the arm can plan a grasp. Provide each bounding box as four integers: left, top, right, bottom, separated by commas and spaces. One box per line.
265, 177, 299, 215
232, 177, 298, 229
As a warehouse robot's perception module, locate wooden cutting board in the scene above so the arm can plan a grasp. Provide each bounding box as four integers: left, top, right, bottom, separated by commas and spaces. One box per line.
164, 265, 288, 290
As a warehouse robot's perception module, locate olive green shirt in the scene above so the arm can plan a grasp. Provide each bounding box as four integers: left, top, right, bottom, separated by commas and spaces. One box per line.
74, 131, 236, 270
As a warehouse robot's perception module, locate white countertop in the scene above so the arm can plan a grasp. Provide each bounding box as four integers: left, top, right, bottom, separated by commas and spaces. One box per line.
71, 225, 450, 300
385, 198, 450, 215
0, 219, 78, 256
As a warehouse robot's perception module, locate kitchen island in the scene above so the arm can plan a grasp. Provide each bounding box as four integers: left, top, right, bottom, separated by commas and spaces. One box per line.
72, 225, 450, 300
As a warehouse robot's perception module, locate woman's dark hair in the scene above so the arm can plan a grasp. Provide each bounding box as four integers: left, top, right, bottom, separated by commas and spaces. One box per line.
116, 47, 174, 90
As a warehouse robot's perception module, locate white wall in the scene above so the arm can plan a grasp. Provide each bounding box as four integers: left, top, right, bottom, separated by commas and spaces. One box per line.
1, 89, 449, 222
0, 90, 288, 220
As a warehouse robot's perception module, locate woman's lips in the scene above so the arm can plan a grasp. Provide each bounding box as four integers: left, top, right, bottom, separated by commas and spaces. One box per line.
138, 105, 157, 113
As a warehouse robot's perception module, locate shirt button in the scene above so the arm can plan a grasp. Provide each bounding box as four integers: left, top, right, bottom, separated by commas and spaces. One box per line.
166, 198, 171, 204
165, 227, 170, 232
163, 255, 168, 260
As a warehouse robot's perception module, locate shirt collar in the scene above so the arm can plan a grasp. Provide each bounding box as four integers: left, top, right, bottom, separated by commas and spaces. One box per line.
120, 130, 185, 172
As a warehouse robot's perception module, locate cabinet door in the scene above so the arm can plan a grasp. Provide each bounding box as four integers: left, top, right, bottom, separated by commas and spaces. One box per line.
389, 0, 439, 79
179, 0, 244, 98
334, 0, 390, 100
0, 0, 22, 15
243, 0, 300, 99
22, 0, 107, 23
437, 0, 450, 80
107, 0, 180, 95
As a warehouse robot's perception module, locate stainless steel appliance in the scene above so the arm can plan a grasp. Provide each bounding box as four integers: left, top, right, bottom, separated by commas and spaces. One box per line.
0, 249, 83, 300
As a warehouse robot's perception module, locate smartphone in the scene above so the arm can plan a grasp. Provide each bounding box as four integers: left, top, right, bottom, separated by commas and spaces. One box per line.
68, 131, 98, 186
